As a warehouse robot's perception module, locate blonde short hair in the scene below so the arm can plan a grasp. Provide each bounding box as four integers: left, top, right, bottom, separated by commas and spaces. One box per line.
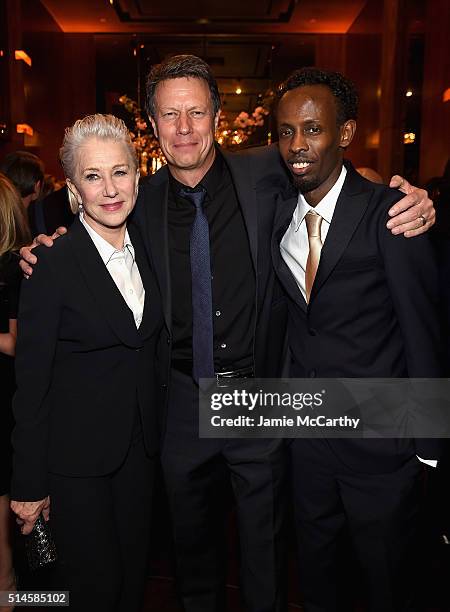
0, 172, 31, 256
59, 114, 138, 214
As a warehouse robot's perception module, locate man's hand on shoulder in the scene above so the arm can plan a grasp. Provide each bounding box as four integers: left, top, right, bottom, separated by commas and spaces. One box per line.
386, 175, 435, 238
20, 226, 67, 278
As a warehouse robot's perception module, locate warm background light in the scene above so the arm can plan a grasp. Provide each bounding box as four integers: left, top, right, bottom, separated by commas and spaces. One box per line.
16, 123, 34, 136
404, 132, 416, 144
14, 50, 32, 66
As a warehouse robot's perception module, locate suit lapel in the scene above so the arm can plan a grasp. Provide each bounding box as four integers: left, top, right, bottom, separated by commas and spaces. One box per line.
67, 217, 141, 348
272, 192, 308, 311
223, 150, 258, 272
310, 163, 373, 302
138, 170, 172, 332
128, 223, 158, 340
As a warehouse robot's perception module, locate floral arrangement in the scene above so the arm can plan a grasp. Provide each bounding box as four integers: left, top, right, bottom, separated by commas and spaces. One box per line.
216, 105, 270, 148
119, 95, 165, 175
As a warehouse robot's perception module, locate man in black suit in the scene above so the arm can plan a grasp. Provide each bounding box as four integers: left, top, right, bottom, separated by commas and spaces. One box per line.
20, 57, 437, 612
272, 67, 442, 611
133, 56, 289, 612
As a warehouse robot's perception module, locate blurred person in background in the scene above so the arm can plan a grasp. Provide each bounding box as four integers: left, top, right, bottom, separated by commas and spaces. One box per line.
0, 172, 31, 610
0, 151, 44, 237
0, 151, 44, 210
40, 174, 58, 199
34, 184, 75, 237
32, 175, 75, 236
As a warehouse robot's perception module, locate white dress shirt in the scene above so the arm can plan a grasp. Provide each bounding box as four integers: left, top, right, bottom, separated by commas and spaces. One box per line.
80, 213, 145, 328
280, 166, 347, 300
279, 167, 436, 467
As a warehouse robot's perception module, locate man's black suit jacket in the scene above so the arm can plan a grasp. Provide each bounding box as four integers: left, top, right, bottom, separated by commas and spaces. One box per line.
11, 217, 163, 501
131, 145, 291, 431
272, 161, 442, 470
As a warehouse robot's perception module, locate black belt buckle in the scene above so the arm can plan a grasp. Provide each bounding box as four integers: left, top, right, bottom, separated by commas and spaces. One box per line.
215, 367, 254, 388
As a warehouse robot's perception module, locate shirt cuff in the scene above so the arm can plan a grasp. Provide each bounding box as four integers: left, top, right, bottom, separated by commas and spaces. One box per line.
417, 455, 438, 468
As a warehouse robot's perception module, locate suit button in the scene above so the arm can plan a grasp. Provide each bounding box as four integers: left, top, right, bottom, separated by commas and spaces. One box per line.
161, 383, 167, 389
135, 348, 141, 352
308, 328, 316, 336
309, 369, 316, 378
166, 338, 171, 345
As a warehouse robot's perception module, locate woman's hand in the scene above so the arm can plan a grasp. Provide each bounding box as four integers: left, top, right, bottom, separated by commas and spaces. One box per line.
10, 496, 50, 535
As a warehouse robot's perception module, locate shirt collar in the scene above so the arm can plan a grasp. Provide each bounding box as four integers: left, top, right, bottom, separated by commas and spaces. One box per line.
79, 212, 134, 265
169, 148, 224, 202
292, 165, 347, 231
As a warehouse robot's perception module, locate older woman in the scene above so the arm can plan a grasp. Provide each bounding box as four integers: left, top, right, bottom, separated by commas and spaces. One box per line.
10, 114, 163, 612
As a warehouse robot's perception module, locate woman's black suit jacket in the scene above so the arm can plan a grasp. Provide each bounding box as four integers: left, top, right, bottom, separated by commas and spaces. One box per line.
11, 217, 163, 501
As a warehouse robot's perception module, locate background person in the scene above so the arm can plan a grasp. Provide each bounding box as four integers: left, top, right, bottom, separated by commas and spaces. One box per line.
10, 114, 163, 612
34, 185, 75, 236
0, 151, 45, 237
0, 151, 44, 210
0, 172, 31, 610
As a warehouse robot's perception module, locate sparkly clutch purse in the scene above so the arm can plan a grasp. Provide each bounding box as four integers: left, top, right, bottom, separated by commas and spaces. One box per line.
25, 514, 57, 571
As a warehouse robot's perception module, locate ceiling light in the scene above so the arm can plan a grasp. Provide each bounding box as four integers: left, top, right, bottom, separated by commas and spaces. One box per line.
405, 90, 413, 97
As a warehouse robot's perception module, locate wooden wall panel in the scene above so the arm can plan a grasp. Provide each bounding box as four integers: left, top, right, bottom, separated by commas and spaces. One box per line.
315, 34, 346, 73
0, 1, 96, 178
344, 34, 382, 172
419, 0, 450, 183
22, 30, 96, 177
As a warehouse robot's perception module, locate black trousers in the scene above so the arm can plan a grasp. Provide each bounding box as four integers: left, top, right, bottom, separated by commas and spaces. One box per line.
44, 427, 155, 612
161, 368, 287, 612
290, 438, 422, 612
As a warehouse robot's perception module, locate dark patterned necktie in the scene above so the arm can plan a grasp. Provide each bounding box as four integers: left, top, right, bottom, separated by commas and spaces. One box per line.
180, 187, 215, 382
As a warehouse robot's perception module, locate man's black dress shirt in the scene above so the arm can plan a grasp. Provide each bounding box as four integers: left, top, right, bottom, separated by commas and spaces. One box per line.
168, 150, 255, 371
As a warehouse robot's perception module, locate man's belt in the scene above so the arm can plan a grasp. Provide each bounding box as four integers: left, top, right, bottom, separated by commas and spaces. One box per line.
172, 360, 254, 386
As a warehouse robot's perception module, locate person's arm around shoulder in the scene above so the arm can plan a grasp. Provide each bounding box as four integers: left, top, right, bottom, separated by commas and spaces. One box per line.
19, 226, 67, 278
387, 175, 435, 237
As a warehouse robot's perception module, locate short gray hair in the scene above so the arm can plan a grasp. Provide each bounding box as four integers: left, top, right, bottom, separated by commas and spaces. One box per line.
59, 114, 137, 213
